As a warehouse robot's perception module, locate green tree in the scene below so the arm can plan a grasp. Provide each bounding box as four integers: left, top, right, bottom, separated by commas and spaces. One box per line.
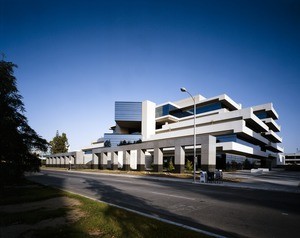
0, 59, 48, 184
49, 130, 69, 154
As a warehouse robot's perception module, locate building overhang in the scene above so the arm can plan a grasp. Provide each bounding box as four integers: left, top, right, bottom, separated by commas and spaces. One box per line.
252, 103, 279, 120
265, 143, 284, 153
216, 142, 268, 159
261, 118, 281, 132
262, 130, 282, 143
156, 115, 179, 124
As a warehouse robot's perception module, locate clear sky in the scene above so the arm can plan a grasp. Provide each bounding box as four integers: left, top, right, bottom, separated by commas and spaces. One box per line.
1, 0, 299, 152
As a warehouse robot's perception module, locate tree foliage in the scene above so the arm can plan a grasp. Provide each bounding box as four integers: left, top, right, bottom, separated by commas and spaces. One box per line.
0, 59, 48, 184
49, 130, 69, 154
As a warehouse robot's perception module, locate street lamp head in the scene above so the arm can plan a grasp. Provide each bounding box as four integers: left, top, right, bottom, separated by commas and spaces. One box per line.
180, 87, 187, 92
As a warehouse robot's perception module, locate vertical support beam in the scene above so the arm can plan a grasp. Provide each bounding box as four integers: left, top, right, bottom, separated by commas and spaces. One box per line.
60, 156, 64, 168
92, 152, 99, 169
111, 151, 118, 170
175, 145, 185, 173
70, 155, 74, 169
153, 147, 163, 172
67, 156, 72, 170
201, 135, 216, 172
123, 150, 130, 171
142, 101, 156, 141
76, 151, 84, 169
58, 156, 61, 168
62, 156, 65, 168
99, 152, 108, 170
137, 149, 146, 171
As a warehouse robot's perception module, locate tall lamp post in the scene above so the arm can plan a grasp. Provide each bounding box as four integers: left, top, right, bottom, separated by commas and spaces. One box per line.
180, 87, 197, 183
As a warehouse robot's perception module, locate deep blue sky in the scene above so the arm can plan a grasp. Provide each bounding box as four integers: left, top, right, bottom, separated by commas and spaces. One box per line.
1, 0, 299, 152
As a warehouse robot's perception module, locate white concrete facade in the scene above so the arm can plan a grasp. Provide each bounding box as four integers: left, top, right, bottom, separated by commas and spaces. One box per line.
46, 93, 283, 172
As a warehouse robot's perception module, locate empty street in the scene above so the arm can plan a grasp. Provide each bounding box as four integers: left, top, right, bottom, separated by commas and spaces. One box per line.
27, 170, 300, 238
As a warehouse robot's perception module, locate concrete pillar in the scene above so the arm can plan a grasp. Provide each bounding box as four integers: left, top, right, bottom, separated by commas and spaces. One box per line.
64, 156, 67, 168
175, 145, 185, 173
58, 157, 61, 167
69, 156, 74, 169
76, 151, 84, 168
201, 135, 216, 172
153, 147, 163, 172
92, 153, 99, 169
111, 151, 118, 170
61, 156, 64, 168
123, 150, 130, 171
142, 101, 156, 141
99, 152, 108, 170
137, 149, 146, 171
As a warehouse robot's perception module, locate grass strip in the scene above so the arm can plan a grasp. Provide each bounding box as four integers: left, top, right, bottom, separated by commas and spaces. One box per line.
1, 180, 210, 238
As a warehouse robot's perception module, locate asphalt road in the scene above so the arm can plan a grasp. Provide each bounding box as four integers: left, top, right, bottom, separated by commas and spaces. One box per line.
27, 170, 300, 238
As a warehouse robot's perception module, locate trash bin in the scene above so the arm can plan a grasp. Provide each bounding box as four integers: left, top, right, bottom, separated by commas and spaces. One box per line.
207, 171, 215, 182
200, 171, 207, 183
215, 170, 223, 183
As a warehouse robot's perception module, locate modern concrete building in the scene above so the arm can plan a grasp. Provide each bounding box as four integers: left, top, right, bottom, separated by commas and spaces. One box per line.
284, 152, 300, 165
46, 93, 283, 172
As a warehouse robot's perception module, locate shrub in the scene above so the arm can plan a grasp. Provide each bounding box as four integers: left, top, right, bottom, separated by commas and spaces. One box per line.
185, 160, 193, 172
168, 160, 175, 172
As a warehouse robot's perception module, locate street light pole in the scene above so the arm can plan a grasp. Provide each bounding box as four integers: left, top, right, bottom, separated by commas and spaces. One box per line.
180, 87, 197, 183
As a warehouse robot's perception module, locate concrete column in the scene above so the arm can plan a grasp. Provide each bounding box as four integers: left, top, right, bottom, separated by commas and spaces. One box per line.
175, 145, 185, 173
137, 149, 146, 171
123, 150, 130, 171
61, 156, 65, 168
76, 151, 84, 168
111, 151, 118, 170
69, 156, 74, 169
201, 135, 216, 172
153, 147, 163, 172
92, 153, 99, 169
58, 157, 61, 168
99, 152, 108, 170
67, 155, 73, 169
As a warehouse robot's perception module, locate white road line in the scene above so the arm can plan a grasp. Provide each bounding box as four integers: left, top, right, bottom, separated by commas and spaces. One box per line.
57, 188, 227, 238
150, 191, 196, 200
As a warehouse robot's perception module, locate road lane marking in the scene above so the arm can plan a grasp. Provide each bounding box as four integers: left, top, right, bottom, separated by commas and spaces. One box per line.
150, 191, 196, 200
55, 188, 226, 238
